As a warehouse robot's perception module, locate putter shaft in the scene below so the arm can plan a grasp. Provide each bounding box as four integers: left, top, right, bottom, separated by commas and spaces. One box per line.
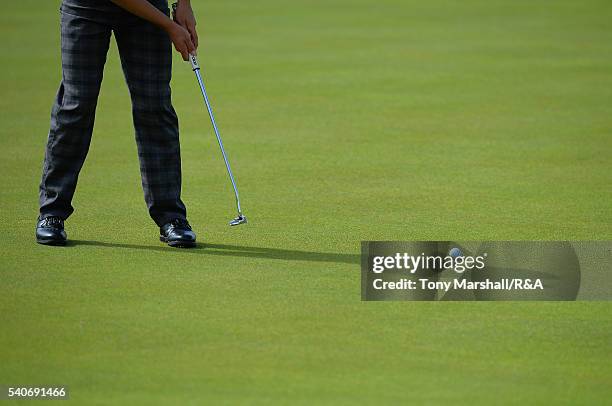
190, 55, 244, 218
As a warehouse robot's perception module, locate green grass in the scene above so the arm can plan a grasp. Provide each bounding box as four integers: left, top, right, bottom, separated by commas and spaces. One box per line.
1, 0, 611, 404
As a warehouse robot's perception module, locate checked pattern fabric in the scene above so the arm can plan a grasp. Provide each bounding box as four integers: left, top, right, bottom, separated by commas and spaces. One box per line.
39, 0, 187, 226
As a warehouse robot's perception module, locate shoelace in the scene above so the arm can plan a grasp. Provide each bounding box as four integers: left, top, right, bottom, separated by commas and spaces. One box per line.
41, 216, 63, 228
170, 219, 191, 230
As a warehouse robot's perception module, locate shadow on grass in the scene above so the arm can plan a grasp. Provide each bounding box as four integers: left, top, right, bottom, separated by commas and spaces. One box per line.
68, 240, 359, 265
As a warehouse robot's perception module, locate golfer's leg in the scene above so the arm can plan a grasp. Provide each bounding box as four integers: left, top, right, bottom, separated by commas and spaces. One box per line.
114, 15, 187, 227
39, 10, 111, 220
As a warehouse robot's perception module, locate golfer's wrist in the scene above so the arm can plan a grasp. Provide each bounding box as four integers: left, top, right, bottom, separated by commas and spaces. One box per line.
161, 18, 177, 33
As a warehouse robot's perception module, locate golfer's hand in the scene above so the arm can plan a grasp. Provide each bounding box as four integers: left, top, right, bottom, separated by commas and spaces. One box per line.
174, 1, 198, 49
167, 22, 196, 61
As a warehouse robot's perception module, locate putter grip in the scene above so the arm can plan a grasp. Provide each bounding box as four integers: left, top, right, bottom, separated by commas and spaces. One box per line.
189, 54, 200, 70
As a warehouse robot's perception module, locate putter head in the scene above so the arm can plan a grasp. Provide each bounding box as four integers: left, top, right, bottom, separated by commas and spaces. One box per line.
229, 214, 247, 226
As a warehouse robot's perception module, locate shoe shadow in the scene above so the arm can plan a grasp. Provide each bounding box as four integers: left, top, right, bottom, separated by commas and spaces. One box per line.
68, 240, 359, 265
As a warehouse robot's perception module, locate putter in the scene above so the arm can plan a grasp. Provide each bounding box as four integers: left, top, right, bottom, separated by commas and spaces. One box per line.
172, 4, 247, 226
189, 54, 247, 226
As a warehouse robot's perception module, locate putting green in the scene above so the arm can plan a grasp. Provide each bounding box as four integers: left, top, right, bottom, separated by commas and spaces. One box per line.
0, 0, 610, 404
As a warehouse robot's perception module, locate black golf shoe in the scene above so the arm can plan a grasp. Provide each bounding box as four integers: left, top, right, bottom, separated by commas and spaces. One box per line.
36, 216, 67, 246
160, 219, 197, 248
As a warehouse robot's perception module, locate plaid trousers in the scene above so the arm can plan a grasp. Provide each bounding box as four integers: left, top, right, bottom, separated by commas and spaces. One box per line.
39, 0, 187, 227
